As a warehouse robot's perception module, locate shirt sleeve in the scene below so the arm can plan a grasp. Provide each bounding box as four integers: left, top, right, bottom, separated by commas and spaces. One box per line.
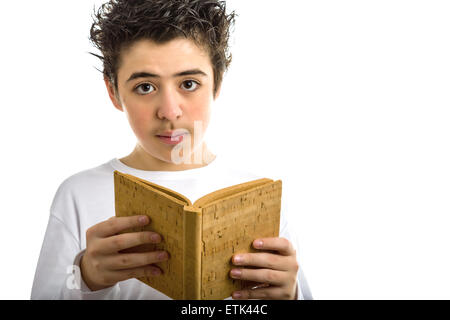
30, 214, 121, 299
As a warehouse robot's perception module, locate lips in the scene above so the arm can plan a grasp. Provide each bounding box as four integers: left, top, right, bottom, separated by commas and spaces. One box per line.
156, 130, 187, 138
157, 134, 183, 138
156, 134, 185, 145
155, 129, 189, 146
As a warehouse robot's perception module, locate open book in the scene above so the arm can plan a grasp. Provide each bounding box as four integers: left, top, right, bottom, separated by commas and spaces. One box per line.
114, 170, 282, 300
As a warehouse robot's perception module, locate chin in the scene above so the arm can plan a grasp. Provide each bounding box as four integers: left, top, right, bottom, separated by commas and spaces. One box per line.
144, 138, 203, 165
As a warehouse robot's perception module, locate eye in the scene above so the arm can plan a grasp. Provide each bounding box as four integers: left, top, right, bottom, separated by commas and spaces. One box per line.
181, 80, 200, 92
135, 83, 155, 95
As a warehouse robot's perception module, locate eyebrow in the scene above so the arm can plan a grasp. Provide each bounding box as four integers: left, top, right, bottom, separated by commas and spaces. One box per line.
126, 69, 208, 83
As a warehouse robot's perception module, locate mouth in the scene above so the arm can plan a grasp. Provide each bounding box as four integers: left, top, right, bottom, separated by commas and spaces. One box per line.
155, 133, 185, 145
156, 134, 184, 138
156, 130, 189, 138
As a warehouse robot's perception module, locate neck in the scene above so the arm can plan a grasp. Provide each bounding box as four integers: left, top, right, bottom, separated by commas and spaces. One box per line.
120, 143, 217, 171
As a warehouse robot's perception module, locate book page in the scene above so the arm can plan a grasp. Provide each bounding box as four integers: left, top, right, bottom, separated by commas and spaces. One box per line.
193, 178, 273, 208
116, 171, 192, 205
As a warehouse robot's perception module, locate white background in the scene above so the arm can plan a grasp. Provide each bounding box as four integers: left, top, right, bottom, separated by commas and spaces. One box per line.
0, 0, 449, 299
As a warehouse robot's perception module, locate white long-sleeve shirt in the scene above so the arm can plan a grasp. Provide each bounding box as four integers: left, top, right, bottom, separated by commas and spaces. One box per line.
31, 155, 312, 300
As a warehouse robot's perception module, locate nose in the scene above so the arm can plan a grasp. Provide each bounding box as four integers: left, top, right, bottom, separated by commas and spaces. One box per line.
156, 86, 182, 121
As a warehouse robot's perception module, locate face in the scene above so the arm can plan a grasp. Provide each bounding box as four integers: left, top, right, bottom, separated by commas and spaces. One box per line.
105, 38, 220, 170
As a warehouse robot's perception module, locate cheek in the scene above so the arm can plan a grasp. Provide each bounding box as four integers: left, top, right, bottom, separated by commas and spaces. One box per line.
124, 105, 153, 135
186, 95, 212, 131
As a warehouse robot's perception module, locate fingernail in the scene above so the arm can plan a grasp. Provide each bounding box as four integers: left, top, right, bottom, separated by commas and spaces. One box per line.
233, 255, 243, 264
233, 291, 242, 298
158, 252, 168, 260
151, 269, 161, 276
231, 269, 241, 278
254, 240, 263, 248
139, 216, 148, 224
151, 234, 160, 242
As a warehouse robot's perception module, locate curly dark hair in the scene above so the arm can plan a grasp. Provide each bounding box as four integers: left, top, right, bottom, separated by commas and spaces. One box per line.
89, 0, 236, 98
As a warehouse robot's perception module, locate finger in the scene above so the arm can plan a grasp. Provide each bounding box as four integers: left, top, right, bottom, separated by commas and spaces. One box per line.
253, 237, 295, 256
232, 252, 292, 271
94, 216, 150, 238
230, 268, 285, 286
232, 286, 291, 300
99, 231, 162, 254
236, 280, 267, 291
106, 251, 170, 270
242, 282, 270, 290
111, 264, 163, 283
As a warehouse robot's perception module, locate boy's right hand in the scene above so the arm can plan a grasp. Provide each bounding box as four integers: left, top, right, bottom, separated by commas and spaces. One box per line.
80, 215, 169, 291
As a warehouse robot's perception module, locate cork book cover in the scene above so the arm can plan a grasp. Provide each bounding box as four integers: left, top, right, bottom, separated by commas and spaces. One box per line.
113, 170, 282, 300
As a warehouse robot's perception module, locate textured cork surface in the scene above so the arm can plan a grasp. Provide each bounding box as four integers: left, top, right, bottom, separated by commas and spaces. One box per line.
199, 180, 282, 299
114, 170, 281, 300
114, 171, 187, 300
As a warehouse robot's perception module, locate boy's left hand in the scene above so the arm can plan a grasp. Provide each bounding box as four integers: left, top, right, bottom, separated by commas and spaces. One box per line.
230, 237, 299, 300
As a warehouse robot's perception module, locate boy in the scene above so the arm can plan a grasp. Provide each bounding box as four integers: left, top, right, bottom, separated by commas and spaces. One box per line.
31, 0, 312, 300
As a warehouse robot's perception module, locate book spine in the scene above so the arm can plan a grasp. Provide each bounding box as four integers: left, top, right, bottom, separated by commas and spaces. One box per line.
182, 205, 202, 300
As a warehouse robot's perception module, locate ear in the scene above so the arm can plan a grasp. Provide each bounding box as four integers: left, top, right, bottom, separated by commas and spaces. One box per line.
213, 83, 222, 101
104, 76, 123, 112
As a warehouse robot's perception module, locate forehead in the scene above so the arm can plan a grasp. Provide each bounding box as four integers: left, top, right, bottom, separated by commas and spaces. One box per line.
118, 38, 213, 78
